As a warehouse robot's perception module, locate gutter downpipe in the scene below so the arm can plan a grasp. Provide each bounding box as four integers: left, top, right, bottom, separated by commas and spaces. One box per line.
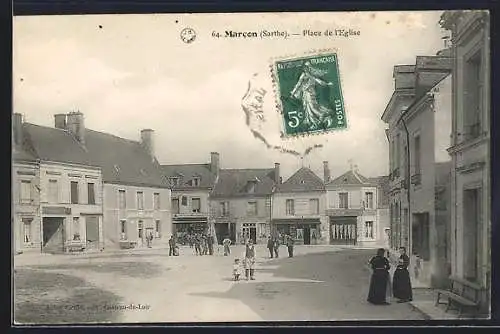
397, 111, 412, 256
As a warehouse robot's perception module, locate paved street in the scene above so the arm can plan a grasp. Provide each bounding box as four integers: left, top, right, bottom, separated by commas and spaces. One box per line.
14, 246, 425, 323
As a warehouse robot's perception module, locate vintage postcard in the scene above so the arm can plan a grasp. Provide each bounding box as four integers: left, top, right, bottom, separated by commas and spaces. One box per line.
12, 10, 491, 324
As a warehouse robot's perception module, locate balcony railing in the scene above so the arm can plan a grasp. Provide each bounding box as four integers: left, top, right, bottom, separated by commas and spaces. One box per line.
411, 173, 422, 186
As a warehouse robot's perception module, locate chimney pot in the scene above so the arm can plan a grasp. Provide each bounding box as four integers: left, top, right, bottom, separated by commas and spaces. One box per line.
54, 114, 67, 129
210, 152, 220, 174
140, 129, 155, 162
66, 111, 85, 145
323, 161, 330, 183
274, 163, 280, 184
12, 113, 23, 147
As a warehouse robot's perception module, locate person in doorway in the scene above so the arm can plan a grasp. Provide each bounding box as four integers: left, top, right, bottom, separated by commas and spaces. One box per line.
243, 239, 256, 280
222, 236, 232, 256
273, 237, 280, 258
286, 234, 295, 258
207, 234, 214, 255
168, 235, 176, 256
367, 248, 391, 305
267, 236, 275, 258
392, 247, 413, 303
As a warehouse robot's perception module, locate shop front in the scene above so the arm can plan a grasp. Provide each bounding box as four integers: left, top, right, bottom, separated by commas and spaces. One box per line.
172, 216, 208, 245
272, 218, 321, 245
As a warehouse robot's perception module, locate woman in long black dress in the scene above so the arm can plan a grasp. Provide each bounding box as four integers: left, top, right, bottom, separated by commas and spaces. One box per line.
367, 248, 391, 305
392, 246, 413, 303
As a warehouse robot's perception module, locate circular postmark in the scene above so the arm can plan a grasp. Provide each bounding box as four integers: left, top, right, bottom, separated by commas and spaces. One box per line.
180, 28, 196, 44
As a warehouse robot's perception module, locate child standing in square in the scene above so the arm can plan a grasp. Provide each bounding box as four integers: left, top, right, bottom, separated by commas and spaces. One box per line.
233, 258, 241, 281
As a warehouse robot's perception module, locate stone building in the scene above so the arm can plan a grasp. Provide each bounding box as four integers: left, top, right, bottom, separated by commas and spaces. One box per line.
160, 153, 218, 243
326, 164, 389, 248
440, 10, 491, 312
210, 164, 278, 245
272, 166, 327, 245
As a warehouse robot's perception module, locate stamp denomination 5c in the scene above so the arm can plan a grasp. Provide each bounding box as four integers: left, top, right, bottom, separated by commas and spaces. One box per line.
272, 52, 347, 137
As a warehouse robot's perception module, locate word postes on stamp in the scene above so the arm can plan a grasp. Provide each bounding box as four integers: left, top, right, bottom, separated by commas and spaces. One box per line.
273, 53, 347, 137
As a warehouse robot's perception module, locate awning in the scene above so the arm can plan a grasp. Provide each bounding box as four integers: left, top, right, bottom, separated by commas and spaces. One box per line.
271, 218, 321, 224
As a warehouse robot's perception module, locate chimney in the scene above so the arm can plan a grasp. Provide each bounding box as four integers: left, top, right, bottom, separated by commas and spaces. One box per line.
210, 152, 220, 174
12, 113, 23, 147
140, 129, 155, 162
54, 114, 67, 129
67, 111, 86, 145
274, 163, 280, 184
323, 161, 330, 183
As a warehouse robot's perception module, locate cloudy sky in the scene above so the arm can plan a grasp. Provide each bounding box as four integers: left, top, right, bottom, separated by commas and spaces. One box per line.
13, 11, 447, 180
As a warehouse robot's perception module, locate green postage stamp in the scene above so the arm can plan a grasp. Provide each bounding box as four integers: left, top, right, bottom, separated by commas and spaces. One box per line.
272, 51, 347, 137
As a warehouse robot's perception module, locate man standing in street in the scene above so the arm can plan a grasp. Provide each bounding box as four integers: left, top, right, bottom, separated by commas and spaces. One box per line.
207, 234, 214, 255
168, 235, 176, 256
267, 236, 274, 258
273, 236, 280, 258
286, 234, 295, 258
244, 239, 257, 280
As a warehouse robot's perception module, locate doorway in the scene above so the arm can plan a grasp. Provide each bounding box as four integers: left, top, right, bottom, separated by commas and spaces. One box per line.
85, 216, 100, 250
43, 217, 65, 253
215, 223, 229, 245
303, 227, 311, 245
412, 213, 430, 261
242, 223, 257, 244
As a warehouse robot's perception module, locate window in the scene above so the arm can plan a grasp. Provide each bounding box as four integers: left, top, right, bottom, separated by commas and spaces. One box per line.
118, 190, 126, 209
70, 181, 79, 204
48, 179, 58, 203
464, 52, 482, 140
220, 201, 229, 216
339, 192, 349, 209
153, 192, 160, 210
365, 192, 374, 209
390, 139, 395, 171
286, 199, 295, 215
73, 217, 81, 241
181, 196, 188, 206
192, 198, 201, 213
414, 135, 421, 174
309, 199, 319, 215
247, 181, 256, 193
365, 221, 374, 239
120, 220, 127, 240
20, 180, 32, 204
247, 201, 258, 216
87, 183, 96, 204
23, 218, 32, 243
169, 177, 180, 187
137, 191, 144, 210
155, 220, 161, 238
172, 198, 180, 214
138, 220, 143, 239
192, 177, 201, 187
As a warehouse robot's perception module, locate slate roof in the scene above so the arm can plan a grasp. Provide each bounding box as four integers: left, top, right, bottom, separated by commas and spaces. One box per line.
23, 123, 168, 188
211, 168, 275, 198
160, 163, 217, 190
327, 170, 373, 186
275, 167, 325, 193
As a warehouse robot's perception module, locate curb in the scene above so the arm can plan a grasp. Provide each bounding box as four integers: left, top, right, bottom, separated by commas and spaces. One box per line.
408, 301, 433, 320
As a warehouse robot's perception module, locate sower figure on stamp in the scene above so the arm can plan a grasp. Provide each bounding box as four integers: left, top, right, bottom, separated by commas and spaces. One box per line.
243, 239, 256, 280
290, 61, 335, 130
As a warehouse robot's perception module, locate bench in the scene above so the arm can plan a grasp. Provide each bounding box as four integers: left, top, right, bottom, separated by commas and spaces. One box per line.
435, 276, 482, 317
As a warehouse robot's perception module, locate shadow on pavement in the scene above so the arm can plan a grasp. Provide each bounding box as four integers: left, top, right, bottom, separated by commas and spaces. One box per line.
190, 249, 424, 321
14, 268, 123, 324
26, 261, 167, 279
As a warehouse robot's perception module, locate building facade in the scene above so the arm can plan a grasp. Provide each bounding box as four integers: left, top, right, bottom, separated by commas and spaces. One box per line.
326, 166, 387, 248
440, 11, 491, 312
272, 166, 327, 245
210, 164, 278, 245
161, 153, 218, 244
12, 131, 41, 254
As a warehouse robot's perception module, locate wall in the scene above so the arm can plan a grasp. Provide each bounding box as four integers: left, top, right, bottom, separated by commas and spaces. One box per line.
172, 189, 210, 216
103, 183, 171, 248
40, 162, 103, 251
12, 161, 41, 253
434, 76, 453, 162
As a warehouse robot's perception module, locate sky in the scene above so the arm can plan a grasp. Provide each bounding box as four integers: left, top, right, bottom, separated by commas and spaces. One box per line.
13, 11, 448, 181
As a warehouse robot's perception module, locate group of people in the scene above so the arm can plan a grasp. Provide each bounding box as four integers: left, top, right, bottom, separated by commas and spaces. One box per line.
367, 247, 413, 305
266, 234, 296, 258
187, 233, 215, 256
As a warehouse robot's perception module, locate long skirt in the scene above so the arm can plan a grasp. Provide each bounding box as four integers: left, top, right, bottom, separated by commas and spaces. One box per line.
393, 268, 413, 301
367, 269, 389, 305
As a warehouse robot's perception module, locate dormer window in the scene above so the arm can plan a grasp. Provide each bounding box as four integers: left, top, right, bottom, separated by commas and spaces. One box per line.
247, 181, 257, 193
169, 177, 180, 187
300, 180, 305, 184
193, 177, 201, 187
